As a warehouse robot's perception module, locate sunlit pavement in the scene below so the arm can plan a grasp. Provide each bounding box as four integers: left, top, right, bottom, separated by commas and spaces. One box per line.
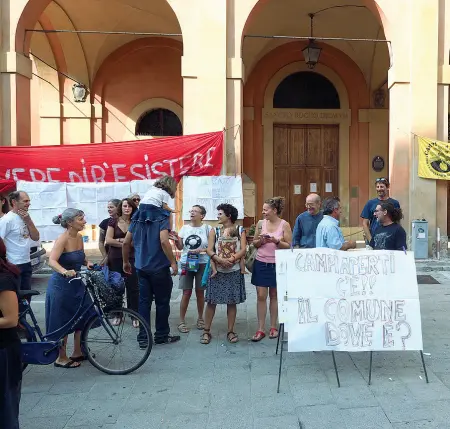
18, 269, 450, 429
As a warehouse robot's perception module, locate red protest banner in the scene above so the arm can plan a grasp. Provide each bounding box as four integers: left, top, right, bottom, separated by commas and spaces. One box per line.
0, 131, 223, 183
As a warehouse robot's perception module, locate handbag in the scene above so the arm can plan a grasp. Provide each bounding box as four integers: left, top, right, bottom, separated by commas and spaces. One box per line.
245, 244, 258, 273
201, 259, 210, 288
245, 221, 261, 273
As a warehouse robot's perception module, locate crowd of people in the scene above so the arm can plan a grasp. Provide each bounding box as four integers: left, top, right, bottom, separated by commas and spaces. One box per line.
0, 176, 406, 428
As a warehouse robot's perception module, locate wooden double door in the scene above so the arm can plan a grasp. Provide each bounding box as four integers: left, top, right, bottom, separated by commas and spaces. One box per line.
273, 124, 339, 226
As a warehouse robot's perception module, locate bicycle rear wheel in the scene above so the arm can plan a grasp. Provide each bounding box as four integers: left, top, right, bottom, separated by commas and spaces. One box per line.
82, 308, 152, 375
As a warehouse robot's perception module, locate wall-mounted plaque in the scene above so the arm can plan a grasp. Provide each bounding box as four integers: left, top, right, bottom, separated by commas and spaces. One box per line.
372, 156, 385, 172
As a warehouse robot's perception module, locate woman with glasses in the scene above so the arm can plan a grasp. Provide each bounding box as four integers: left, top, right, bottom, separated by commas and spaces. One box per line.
251, 197, 292, 342
106, 198, 139, 326
128, 193, 141, 207
172, 205, 211, 333
98, 199, 121, 266
369, 202, 407, 251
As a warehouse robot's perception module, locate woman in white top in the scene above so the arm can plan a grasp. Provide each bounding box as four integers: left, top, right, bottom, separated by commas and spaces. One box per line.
173, 205, 211, 333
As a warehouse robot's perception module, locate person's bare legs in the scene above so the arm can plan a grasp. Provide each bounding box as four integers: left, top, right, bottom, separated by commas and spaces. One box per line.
226, 304, 238, 343
179, 290, 192, 331
201, 303, 216, 344
269, 288, 278, 331
56, 335, 80, 367
256, 286, 269, 332
195, 287, 205, 325
71, 331, 83, 358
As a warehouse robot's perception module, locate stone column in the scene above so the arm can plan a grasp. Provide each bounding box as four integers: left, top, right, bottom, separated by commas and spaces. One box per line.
0, 52, 32, 146
389, 0, 439, 254
176, 0, 227, 172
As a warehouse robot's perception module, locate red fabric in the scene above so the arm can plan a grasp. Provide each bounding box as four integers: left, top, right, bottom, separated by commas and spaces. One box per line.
0, 180, 16, 194
0, 132, 223, 183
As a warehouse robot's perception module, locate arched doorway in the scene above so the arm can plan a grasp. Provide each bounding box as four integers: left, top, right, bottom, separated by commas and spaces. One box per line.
136, 108, 183, 137
272, 72, 341, 225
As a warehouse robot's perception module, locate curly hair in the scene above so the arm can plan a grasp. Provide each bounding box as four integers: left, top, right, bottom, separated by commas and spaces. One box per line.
217, 203, 238, 223
380, 202, 403, 223
265, 196, 285, 215
153, 175, 178, 198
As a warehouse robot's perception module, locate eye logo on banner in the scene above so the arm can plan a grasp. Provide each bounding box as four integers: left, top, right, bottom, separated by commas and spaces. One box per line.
418, 137, 450, 180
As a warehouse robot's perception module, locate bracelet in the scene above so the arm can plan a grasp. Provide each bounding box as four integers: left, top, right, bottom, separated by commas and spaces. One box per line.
210, 253, 217, 261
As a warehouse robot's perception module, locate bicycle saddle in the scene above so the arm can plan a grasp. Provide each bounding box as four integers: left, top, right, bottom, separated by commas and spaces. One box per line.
18, 290, 40, 298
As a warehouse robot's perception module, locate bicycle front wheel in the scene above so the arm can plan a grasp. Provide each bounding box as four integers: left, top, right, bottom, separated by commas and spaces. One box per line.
82, 308, 152, 375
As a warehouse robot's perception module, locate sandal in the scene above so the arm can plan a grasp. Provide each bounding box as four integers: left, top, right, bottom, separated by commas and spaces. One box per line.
132, 319, 140, 329
200, 329, 212, 344
251, 330, 266, 342
54, 359, 80, 369
196, 318, 205, 330
227, 331, 239, 343
269, 328, 279, 339
177, 322, 190, 333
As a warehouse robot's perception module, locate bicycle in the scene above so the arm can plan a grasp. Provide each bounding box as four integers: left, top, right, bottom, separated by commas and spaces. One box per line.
18, 268, 152, 375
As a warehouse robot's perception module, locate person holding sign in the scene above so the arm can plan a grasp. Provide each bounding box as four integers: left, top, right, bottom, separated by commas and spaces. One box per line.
369, 202, 407, 251
251, 197, 292, 342
360, 178, 400, 243
202, 204, 247, 345
316, 197, 356, 250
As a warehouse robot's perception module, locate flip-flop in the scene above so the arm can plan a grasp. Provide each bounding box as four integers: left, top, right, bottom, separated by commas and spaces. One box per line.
251, 330, 266, 342
70, 355, 87, 362
54, 359, 80, 369
269, 328, 279, 339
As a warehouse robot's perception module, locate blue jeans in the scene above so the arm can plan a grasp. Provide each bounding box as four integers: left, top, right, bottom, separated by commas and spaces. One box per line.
17, 262, 32, 291
137, 267, 173, 342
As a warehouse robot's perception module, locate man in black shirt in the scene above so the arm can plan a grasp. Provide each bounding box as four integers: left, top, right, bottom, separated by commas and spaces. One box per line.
369, 202, 407, 251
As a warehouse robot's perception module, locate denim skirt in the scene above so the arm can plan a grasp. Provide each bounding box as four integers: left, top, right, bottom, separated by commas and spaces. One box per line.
251, 259, 277, 288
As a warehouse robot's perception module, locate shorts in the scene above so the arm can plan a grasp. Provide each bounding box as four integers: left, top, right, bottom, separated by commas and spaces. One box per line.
178, 263, 207, 290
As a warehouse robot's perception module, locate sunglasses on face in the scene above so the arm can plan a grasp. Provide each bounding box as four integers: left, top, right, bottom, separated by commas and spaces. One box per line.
133, 198, 140, 202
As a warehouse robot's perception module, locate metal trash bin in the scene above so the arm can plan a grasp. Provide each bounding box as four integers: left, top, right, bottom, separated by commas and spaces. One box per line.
411, 219, 428, 259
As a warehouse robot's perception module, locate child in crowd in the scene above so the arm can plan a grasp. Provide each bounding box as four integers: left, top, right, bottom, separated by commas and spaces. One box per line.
140, 176, 177, 227
210, 225, 246, 277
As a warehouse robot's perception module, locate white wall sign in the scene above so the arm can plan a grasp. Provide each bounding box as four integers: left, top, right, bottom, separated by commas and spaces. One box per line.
276, 248, 423, 352
182, 176, 244, 220
310, 183, 317, 192
294, 185, 301, 195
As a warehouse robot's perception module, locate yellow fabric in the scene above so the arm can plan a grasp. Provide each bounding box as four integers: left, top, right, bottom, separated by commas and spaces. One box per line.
418, 137, 450, 180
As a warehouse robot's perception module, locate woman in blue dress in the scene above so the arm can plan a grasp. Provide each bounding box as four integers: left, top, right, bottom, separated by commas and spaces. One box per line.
46, 208, 94, 369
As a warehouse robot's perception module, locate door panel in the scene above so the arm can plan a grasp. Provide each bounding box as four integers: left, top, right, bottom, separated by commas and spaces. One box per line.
273, 124, 339, 226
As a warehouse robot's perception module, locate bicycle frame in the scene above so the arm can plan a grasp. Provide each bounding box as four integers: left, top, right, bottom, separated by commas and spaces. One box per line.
19, 274, 121, 349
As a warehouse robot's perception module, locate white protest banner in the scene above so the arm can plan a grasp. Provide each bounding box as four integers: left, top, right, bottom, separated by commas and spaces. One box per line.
17, 181, 68, 241
67, 182, 130, 225
275, 250, 289, 325
279, 248, 423, 352
182, 176, 244, 220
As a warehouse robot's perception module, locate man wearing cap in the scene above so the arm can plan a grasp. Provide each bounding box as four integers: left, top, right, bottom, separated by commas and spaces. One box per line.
360, 178, 400, 243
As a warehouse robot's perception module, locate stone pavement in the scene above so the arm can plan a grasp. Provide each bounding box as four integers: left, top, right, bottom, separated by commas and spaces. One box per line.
18, 269, 450, 429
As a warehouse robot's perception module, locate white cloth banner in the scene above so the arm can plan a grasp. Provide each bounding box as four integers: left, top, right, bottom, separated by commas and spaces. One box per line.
66, 182, 130, 225
182, 176, 244, 220
17, 181, 68, 241
275, 248, 423, 352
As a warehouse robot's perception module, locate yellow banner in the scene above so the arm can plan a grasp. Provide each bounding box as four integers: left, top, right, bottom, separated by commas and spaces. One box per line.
418, 137, 450, 180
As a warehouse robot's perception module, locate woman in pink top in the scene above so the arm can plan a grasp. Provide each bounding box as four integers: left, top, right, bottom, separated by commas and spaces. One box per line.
251, 197, 292, 342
